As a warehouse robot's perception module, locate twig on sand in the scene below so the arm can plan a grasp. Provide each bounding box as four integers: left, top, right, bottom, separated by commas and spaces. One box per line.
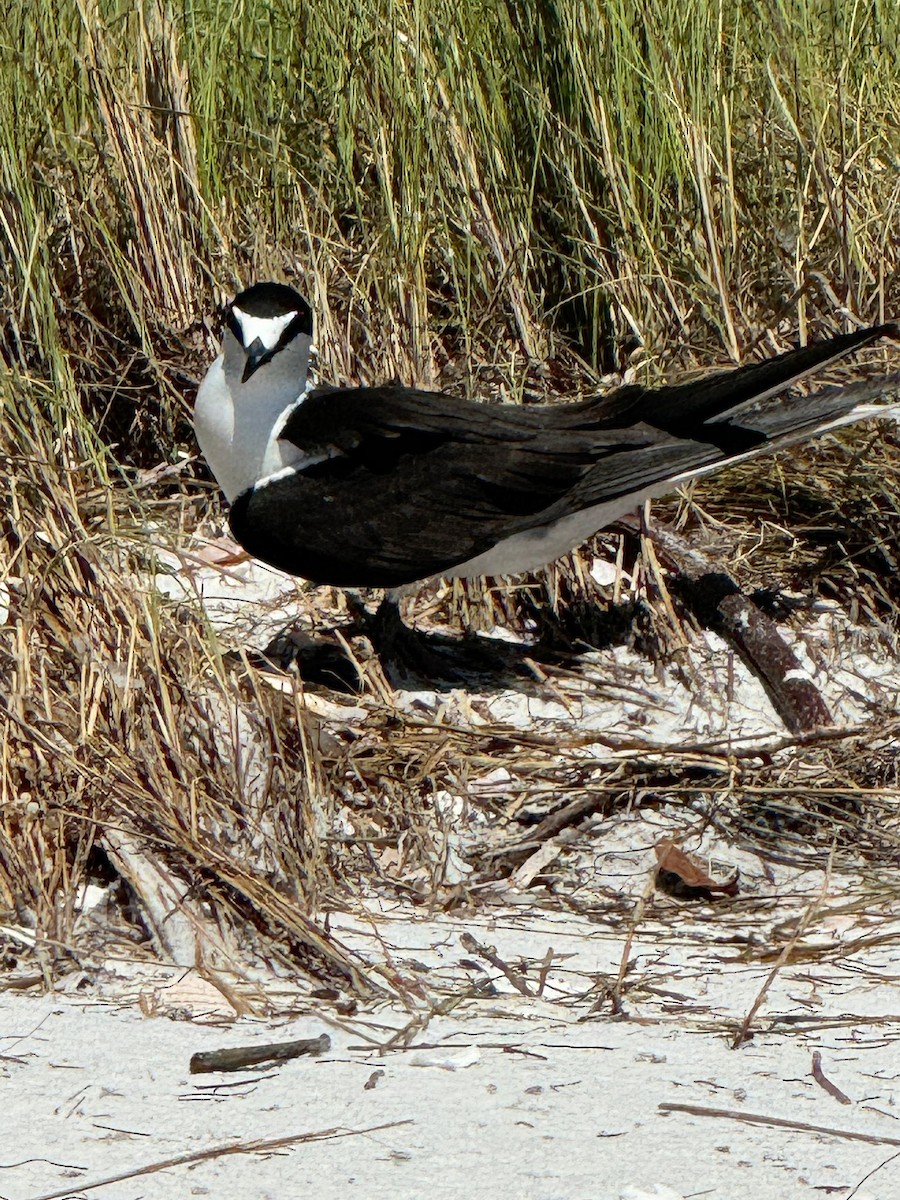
608, 870, 657, 1016
25, 1120, 413, 1200
190, 1033, 331, 1073
460, 931, 533, 997
730, 857, 832, 1048
485, 794, 606, 859
659, 1102, 900, 1148
811, 1050, 852, 1105
845, 1149, 900, 1199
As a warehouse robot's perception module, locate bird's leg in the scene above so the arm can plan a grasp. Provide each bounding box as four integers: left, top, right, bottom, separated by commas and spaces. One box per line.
342, 588, 410, 639
340, 589, 472, 683
369, 590, 410, 647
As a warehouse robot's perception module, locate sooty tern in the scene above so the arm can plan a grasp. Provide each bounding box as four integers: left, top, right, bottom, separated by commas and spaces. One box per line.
194, 282, 898, 669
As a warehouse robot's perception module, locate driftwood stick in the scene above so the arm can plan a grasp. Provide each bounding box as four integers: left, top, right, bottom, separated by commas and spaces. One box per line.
659, 1102, 900, 1147
649, 526, 833, 733
190, 1033, 331, 1074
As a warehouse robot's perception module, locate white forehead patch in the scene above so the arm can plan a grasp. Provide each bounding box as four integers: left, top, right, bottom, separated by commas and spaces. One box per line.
232, 305, 298, 350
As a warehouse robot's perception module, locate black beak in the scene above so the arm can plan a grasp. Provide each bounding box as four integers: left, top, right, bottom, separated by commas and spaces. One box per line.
241, 337, 270, 383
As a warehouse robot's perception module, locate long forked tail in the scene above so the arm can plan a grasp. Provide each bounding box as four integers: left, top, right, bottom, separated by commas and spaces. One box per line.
563, 325, 900, 514
663, 372, 900, 492
641, 322, 899, 434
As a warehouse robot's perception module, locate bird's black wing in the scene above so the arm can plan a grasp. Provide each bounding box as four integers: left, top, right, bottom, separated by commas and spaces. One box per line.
232, 385, 664, 586
230, 324, 896, 588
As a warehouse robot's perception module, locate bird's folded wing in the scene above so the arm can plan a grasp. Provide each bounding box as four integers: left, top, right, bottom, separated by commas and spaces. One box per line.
248, 387, 660, 584
280, 384, 664, 513
257, 347, 899, 585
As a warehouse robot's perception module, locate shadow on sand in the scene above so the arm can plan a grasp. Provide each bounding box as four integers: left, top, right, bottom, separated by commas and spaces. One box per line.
229, 597, 654, 695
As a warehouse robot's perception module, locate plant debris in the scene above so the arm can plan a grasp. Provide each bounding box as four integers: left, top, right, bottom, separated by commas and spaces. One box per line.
653, 840, 740, 900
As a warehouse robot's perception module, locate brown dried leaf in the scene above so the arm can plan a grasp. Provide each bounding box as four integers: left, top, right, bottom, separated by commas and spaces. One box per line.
654, 839, 740, 900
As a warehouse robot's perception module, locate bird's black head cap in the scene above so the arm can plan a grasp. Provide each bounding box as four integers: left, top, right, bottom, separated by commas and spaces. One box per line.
228, 281, 313, 337
226, 282, 314, 383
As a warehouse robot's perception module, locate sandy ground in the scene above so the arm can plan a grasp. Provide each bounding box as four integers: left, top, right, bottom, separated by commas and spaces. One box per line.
4, 890, 900, 1200
5, 543, 899, 1200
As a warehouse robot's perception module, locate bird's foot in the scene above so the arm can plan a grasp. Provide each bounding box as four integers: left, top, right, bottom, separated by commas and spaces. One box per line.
246, 629, 364, 692
347, 594, 503, 685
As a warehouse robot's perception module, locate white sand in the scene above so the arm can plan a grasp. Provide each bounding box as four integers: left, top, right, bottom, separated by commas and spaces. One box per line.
4, 890, 900, 1200
5, 540, 898, 1199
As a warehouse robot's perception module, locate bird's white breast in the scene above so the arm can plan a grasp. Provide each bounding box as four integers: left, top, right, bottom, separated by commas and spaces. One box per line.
194, 332, 313, 501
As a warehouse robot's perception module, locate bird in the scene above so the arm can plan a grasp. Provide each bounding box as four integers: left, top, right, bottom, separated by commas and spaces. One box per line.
194, 280, 898, 672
